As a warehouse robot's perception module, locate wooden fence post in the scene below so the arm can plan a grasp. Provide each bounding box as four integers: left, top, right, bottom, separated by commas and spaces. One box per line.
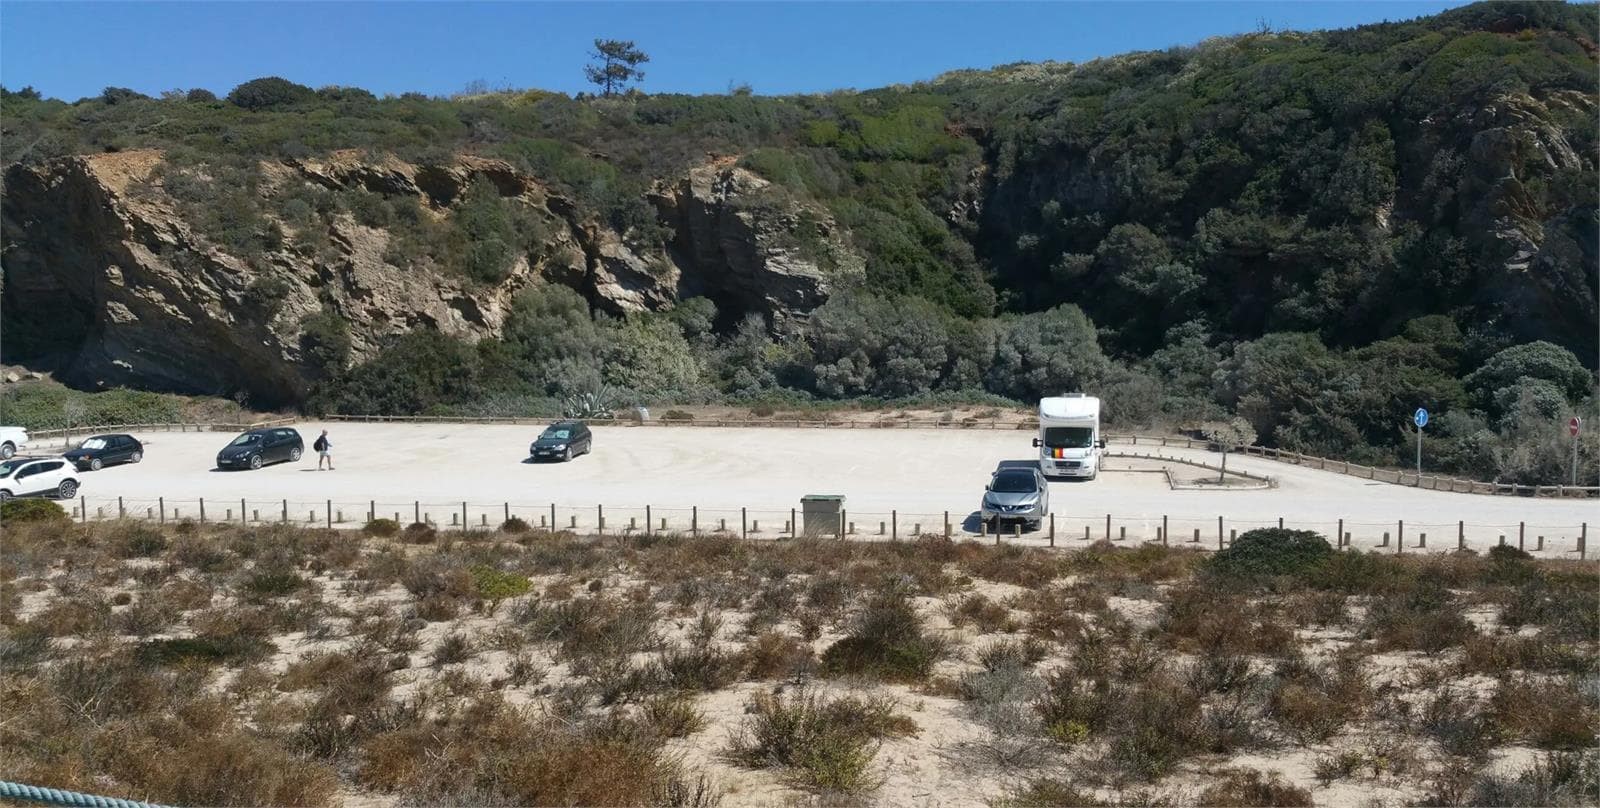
1580, 523, 1587, 560
119, 496, 124, 519
1337, 518, 1344, 548
1162, 514, 1168, 547
328, 500, 333, 530
1217, 516, 1224, 550
1519, 521, 1526, 551
646, 505, 652, 536
551, 503, 557, 532
415, 501, 421, 525
945, 511, 951, 540
892, 510, 897, 541
597, 504, 604, 536
1050, 514, 1056, 547
742, 507, 748, 540
1396, 520, 1403, 555
692, 506, 698, 536
1458, 520, 1464, 551
1105, 514, 1111, 542
159, 497, 165, 525
504, 502, 510, 525
463, 502, 469, 533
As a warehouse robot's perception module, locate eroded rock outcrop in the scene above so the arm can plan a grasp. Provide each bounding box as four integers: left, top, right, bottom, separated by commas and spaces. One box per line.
1, 150, 858, 406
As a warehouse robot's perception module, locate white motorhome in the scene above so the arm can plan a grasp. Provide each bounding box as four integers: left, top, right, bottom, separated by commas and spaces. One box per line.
1034, 394, 1103, 479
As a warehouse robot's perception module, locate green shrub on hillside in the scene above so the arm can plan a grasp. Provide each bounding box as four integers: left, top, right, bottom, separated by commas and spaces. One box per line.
1208, 528, 1334, 582
1, 498, 68, 523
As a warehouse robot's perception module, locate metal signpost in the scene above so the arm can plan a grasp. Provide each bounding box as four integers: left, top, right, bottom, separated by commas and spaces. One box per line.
1414, 408, 1428, 476
1570, 417, 1582, 486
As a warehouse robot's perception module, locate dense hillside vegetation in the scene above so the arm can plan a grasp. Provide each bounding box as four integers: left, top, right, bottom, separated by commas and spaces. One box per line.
1, 1, 1596, 483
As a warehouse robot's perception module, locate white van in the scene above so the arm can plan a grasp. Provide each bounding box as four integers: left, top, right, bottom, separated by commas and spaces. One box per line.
1035, 395, 1104, 480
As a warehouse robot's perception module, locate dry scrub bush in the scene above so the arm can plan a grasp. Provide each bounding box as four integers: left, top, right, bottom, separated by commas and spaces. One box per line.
949, 593, 1017, 633
1425, 749, 1600, 807
740, 630, 815, 681
1489, 676, 1598, 749
1362, 577, 1477, 652
359, 696, 715, 806
642, 691, 706, 738
1266, 653, 1369, 744
1196, 768, 1313, 807
727, 688, 915, 793
820, 589, 946, 682
1159, 587, 1292, 655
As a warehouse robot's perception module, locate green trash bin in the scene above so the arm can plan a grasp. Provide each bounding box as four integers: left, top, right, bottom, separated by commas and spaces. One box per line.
800, 494, 845, 537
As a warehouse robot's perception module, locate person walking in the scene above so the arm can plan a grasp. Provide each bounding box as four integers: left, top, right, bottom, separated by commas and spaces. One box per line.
314, 429, 334, 470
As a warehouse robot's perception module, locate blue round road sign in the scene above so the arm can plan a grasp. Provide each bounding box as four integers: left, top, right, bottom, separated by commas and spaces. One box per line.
1414, 408, 1429, 428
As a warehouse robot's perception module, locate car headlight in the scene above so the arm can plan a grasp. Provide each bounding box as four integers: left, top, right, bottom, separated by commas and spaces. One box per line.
552, 444, 567, 450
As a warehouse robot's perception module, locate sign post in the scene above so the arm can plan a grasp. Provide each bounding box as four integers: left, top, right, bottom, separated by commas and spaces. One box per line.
1570, 417, 1582, 486
1413, 408, 1428, 477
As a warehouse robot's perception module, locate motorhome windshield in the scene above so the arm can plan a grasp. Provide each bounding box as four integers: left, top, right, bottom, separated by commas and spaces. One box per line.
1043, 426, 1094, 449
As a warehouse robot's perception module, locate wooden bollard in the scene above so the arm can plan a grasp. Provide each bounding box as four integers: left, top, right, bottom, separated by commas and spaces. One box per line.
569, 515, 577, 529
1105, 514, 1111, 541
1191, 529, 1200, 543
784, 520, 791, 534
1049, 514, 1056, 547
880, 521, 887, 536
1380, 531, 1390, 547
752, 520, 759, 532
146, 508, 153, 519
1419, 532, 1426, 548
253, 509, 260, 522
1499, 534, 1505, 546
1084, 526, 1092, 541
540, 514, 547, 528
1118, 526, 1126, 541
1337, 519, 1344, 547
1519, 522, 1526, 551
944, 511, 951, 539
338, 510, 344, 524
660, 517, 667, 531
308, 510, 315, 523
1457, 520, 1464, 551
1229, 529, 1236, 542
719, 518, 727, 532
451, 513, 459, 526
1013, 523, 1021, 539
913, 523, 921, 536
97, 507, 105, 519
849, 522, 855, 534
1536, 535, 1545, 551
159, 497, 165, 524
630, 517, 637, 531
1343, 532, 1351, 546
480, 514, 488, 527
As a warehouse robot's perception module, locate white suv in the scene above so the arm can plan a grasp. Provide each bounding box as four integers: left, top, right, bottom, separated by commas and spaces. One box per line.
0, 426, 29, 460
0, 457, 80, 501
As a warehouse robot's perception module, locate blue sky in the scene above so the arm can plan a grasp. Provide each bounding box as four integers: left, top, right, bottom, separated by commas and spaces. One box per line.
3, 1, 1473, 100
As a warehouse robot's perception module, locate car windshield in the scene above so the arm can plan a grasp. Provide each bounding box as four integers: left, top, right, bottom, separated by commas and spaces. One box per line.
541, 428, 572, 440
230, 434, 261, 446
991, 472, 1038, 493
79, 438, 108, 450
1043, 427, 1094, 449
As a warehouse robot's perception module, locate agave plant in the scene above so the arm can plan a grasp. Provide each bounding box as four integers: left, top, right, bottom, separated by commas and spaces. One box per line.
562, 384, 616, 419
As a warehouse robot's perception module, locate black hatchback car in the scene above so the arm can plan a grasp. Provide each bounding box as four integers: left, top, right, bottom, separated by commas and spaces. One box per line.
529, 421, 592, 462
63, 434, 144, 471
216, 427, 304, 470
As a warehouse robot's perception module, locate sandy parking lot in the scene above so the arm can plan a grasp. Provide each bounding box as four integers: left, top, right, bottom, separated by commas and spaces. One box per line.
35, 422, 1597, 554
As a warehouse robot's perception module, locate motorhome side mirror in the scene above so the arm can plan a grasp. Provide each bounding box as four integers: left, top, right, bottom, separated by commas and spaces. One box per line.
1031, 438, 1041, 447
1097, 439, 1107, 449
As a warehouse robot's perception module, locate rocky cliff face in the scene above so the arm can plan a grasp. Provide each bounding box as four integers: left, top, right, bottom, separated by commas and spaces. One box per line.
1, 151, 857, 406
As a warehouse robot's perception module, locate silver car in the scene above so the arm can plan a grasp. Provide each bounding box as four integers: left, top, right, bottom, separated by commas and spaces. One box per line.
980, 467, 1050, 532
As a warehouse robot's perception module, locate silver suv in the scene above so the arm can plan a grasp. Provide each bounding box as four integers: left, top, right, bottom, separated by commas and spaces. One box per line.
980, 467, 1050, 532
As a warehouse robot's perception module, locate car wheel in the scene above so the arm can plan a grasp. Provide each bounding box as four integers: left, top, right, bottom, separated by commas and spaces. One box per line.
90, 458, 103, 471
563, 448, 573, 462
289, 447, 303, 462
249, 455, 263, 470
0, 490, 11, 502
130, 451, 143, 463
57, 480, 78, 499
0, 443, 12, 460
